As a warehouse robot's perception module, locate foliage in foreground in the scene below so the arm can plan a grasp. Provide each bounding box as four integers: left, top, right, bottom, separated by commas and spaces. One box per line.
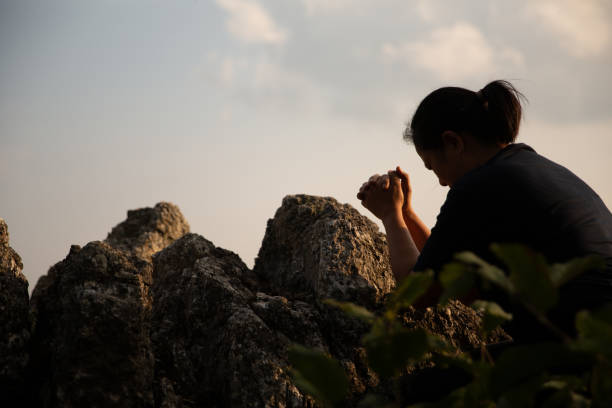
288, 244, 612, 407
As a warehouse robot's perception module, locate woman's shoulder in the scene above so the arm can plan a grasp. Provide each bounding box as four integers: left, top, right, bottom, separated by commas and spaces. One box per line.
456, 143, 577, 191
454, 142, 606, 217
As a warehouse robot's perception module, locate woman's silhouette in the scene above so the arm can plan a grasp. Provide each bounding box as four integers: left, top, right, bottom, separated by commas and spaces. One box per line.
358, 80, 612, 342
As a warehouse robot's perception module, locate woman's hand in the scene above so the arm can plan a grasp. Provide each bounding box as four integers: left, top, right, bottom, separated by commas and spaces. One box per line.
358, 166, 413, 213
357, 169, 419, 283
394, 165, 413, 213
358, 172, 404, 224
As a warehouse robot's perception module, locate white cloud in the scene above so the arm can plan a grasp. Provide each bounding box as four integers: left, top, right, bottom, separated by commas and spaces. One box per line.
525, 0, 610, 58
204, 53, 331, 114
219, 58, 236, 84
499, 47, 525, 69
415, 0, 439, 23
382, 22, 500, 80
215, 0, 287, 44
300, 0, 354, 16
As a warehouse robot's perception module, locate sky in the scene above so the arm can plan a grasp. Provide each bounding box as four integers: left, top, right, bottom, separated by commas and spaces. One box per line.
1, 0, 611, 294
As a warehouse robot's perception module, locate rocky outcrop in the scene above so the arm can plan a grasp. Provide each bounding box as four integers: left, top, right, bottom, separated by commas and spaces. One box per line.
149, 196, 503, 407
401, 300, 511, 351
29, 243, 155, 407
151, 234, 314, 407
8, 196, 500, 407
28, 202, 190, 408
254, 195, 395, 308
147, 195, 397, 407
105, 202, 190, 262
0, 218, 30, 404
151, 231, 377, 407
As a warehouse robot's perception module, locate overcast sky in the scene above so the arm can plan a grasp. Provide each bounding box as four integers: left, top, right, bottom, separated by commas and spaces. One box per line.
1, 0, 611, 293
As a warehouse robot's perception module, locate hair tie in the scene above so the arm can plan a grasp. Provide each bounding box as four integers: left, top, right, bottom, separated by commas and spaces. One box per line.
476, 89, 488, 110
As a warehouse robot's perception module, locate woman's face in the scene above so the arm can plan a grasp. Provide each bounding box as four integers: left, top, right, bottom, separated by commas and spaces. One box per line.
415, 146, 463, 187
415, 131, 505, 187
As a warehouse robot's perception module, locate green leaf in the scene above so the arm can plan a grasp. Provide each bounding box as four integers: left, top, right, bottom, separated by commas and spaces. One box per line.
388, 270, 434, 312
431, 351, 476, 376
472, 300, 513, 336
438, 262, 476, 306
288, 344, 349, 405
324, 299, 375, 324
454, 251, 514, 294
430, 384, 495, 408
541, 379, 569, 391
363, 324, 441, 379
574, 306, 612, 359
592, 303, 612, 324
540, 388, 591, 408
356, 394, 399, 408
496, 374, 547, 408
405, 403, 436, 408
591, 361, 612, 407
490, 343, 591, 397
490, 243, 558, 312
550, 255, 605, 288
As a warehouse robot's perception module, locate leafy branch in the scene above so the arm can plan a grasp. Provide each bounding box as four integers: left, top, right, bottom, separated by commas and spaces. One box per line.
288, 243, 611, 407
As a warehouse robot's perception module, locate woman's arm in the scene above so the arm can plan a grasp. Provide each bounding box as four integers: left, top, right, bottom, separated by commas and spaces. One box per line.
394, 166, 431, 251
358, 167, 431, 252
359, 173, 420, 282
382, 209, 420, 282
403, 210, 430, 252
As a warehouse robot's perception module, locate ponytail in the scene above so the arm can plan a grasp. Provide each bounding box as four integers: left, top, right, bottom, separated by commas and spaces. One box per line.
405, 80, 526, 149
478, 80, 525, 145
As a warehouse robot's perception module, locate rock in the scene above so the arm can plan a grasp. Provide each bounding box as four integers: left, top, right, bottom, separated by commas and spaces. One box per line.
254, 195, 395, 307
150, 196, 503, 407
29, 242, 155, 408
20, 196, 505, 407
27, 202, 189, 408
151, 234, 316, 407
0, 218, 30, 404
105, 202, 190, 262
400, 300, 511, 350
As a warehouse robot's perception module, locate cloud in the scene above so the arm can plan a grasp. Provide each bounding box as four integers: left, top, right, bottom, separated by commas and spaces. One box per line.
498, 47, 525, 69
204, 53, 331, 114
215, 0, 287, 44
382, 22, 504, 80
415, 0, 439, 23
525, 0, 610, 58
300, 0, 355, 16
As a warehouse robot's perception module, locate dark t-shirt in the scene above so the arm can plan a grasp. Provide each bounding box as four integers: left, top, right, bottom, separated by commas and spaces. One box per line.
413, 143, 612, 341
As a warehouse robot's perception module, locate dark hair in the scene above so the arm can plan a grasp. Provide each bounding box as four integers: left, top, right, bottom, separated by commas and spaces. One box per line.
404, 80, 526, 150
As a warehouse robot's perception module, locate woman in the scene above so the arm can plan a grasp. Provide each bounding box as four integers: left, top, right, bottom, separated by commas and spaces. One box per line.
357, 80, 612, 341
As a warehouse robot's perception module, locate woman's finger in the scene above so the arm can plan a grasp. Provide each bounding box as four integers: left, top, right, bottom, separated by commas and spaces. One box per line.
377, 174, 390, 190
385, 173, 402, 194
396, 166, 410, 184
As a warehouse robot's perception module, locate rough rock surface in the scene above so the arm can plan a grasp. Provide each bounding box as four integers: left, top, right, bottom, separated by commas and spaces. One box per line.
151, 234, 318, 407
28, 242, 155, 407
15, 196, 502, 407
401, 300, 511, 351
105, 202, 190, 262
254, 195, 395, 307
28, 202, 189, 408
150, 196, 501, 408
0, 218, 30, 404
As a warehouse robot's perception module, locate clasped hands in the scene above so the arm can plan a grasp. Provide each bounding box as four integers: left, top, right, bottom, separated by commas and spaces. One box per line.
357, 166, 412, 225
